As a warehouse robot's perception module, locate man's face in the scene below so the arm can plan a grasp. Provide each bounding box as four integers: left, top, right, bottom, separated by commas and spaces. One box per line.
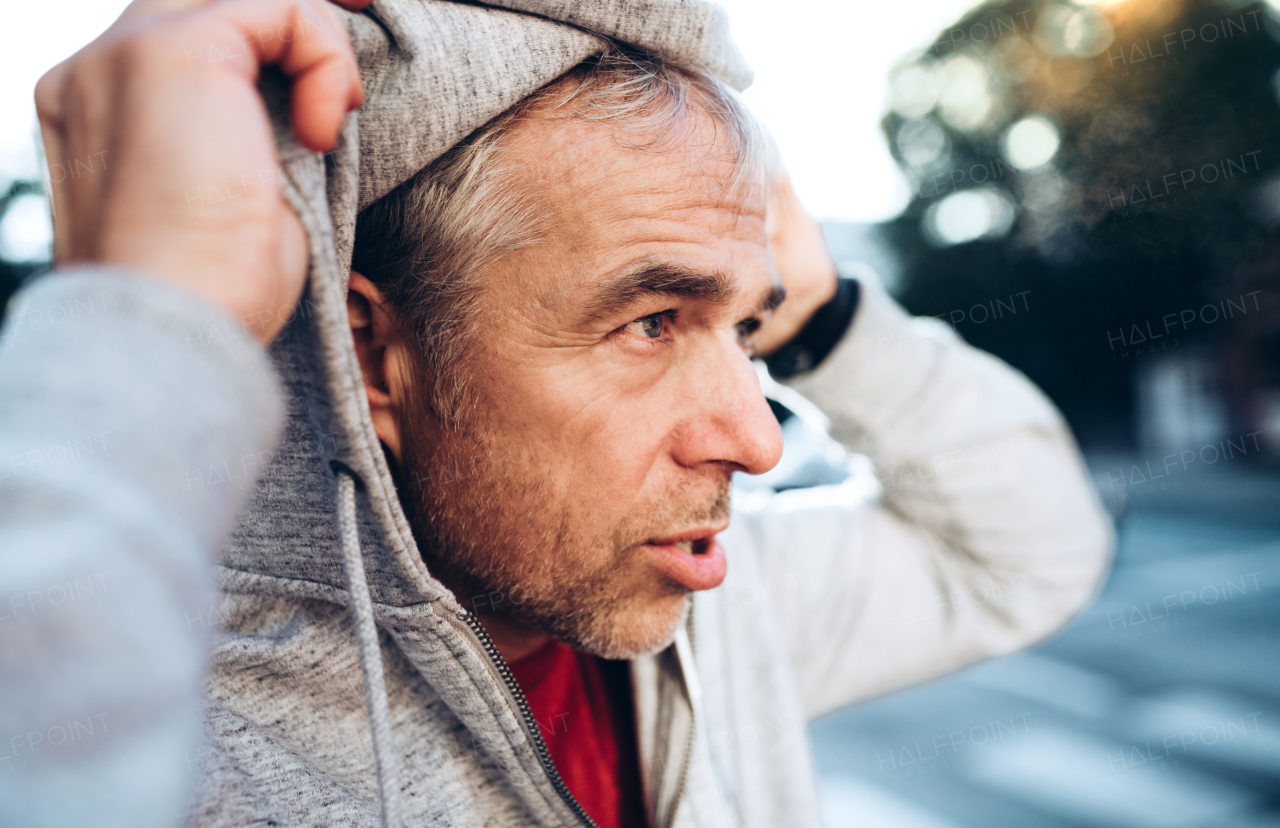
398, 108, 785, 659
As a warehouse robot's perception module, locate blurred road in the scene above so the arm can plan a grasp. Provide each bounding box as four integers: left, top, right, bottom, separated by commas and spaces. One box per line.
809, 458, 1280, 828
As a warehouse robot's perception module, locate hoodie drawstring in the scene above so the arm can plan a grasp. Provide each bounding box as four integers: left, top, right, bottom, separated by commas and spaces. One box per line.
336, 467, 403, 828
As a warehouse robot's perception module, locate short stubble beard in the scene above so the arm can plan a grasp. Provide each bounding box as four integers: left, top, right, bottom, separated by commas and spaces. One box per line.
395, 384, 730, 661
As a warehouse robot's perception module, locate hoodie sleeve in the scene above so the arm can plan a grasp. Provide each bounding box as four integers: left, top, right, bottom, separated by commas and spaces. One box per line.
731, 278, 1114, 721
0, 269, 283, 828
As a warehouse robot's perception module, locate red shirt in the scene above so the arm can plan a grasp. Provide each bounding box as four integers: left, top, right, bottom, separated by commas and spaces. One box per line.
509, 639, 645, 828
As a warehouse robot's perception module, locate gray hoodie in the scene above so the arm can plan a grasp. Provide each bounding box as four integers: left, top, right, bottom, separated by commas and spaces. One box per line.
0, 2, 1113, 826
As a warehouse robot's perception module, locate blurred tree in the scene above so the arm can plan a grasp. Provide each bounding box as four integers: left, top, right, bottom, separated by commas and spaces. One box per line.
879, 0, 1280, 450
0, 179, 48, 311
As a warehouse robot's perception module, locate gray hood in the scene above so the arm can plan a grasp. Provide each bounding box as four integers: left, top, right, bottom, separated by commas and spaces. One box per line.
218, 2, 751, 824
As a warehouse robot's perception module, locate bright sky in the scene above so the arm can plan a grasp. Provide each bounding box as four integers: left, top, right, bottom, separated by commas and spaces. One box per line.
720, 0, 988, 221
0, 0, 978, 224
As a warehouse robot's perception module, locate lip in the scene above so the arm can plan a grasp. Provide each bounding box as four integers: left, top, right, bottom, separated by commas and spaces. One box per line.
643, 522, 729, 592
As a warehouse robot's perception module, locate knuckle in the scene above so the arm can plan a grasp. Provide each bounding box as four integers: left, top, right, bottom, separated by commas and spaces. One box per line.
33, 70, 63, 118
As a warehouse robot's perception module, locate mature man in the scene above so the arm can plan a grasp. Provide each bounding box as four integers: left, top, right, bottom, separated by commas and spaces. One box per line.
2, 0, 1112, 826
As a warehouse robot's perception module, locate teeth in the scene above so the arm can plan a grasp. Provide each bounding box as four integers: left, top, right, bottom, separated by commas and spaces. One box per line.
675, 540, 694, 554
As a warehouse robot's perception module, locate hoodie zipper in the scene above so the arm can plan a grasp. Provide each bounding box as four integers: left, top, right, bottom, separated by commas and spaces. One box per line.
663, 604, 696, 828
456, 610, 600, 828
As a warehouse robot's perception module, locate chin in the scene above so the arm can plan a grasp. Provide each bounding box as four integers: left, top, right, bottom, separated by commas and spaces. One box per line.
568, 592, 690, 660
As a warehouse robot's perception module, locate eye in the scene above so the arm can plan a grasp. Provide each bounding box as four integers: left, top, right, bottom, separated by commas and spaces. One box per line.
735, 317, 762, 347
623, 312, 671, 340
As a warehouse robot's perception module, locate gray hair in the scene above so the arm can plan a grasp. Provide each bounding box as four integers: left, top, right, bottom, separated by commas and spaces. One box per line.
352, 46, 769, 426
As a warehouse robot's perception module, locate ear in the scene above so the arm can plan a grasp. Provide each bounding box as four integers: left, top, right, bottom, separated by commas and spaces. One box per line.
348, 270, 408, 460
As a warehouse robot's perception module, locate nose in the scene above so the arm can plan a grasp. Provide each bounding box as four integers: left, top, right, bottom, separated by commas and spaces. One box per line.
669, 337, 785, 477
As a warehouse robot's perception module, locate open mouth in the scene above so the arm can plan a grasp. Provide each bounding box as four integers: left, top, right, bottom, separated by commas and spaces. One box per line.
643, 521, 729, 591
672, 538, 711, 555
644, 532, 728, 591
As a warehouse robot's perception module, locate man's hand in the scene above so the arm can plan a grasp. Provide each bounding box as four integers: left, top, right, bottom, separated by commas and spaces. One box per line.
34, 0, 371, 345
752, 171, 839, 358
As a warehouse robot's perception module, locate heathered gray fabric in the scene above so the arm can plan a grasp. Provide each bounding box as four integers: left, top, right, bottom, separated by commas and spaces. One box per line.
330, 0, 752, 284
185, 2, 1116, 827
0, 271, 283, 828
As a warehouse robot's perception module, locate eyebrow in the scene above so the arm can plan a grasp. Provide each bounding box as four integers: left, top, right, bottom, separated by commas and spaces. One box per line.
577, 258, 786, 326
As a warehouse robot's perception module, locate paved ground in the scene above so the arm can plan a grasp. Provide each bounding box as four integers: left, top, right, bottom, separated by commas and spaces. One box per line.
807, 458, 1280, 827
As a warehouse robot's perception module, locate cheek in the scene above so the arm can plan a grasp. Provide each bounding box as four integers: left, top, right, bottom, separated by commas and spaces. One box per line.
474, 341, 682, 519
523, 384, 679, 542
556, 389, 672, 513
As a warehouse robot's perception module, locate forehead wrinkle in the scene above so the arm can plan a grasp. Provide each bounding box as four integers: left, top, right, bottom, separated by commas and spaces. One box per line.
576, 258, 737, 327
506, 105, 762, 222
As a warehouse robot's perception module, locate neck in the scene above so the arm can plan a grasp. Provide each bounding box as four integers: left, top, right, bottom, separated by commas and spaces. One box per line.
476, 610, 551, 663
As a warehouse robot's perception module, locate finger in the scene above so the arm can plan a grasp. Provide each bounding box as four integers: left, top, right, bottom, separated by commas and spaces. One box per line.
194, 0, 362, 151
312, 0, 365, 111
282, 0, 363, 149
296, 0, 364, 130
291, 0, 363, 148
291, 51, 361, 150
